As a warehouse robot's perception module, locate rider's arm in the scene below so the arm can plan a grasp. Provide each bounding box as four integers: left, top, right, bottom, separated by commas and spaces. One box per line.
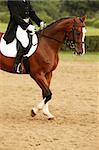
28, 1, 42, 27
8, 1, 29, 30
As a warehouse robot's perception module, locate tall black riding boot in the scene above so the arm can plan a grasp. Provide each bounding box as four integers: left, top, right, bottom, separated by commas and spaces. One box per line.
13, 47, 25, 73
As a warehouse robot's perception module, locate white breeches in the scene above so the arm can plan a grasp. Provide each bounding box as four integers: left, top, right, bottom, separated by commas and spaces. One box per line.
16, 26, 29, 48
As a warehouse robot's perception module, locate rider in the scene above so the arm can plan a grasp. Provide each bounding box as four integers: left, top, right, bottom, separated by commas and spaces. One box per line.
3, 0, 45, 73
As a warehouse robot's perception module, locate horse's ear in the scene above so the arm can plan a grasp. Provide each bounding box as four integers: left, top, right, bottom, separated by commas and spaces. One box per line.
81, 16, 86, 23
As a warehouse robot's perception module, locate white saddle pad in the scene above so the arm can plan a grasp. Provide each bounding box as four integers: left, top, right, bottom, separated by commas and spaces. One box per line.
0, 34, 38, 58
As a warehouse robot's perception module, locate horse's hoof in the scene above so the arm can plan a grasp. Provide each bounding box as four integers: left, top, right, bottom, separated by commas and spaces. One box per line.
48, 117, 55, 120
31, 109, 36, 117
48, 116, 55, 120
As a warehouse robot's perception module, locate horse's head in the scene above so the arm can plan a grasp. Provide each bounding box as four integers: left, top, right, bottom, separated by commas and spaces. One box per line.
66, 16, 86, 55
38, 16, 86, 55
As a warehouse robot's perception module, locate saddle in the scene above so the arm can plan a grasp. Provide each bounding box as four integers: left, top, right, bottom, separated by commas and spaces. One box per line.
0, 33, 38, 73
0, 33, 38, 58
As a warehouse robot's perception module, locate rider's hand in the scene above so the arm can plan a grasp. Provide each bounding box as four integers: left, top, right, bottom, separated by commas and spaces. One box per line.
40, 21, 46, 29
27, 25, 36, 34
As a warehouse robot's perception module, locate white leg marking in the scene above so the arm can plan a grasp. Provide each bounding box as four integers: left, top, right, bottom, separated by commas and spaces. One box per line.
32, 98, 46, 116
37, 98, 46, 110
82, 27, 86, 55
32, 98, 55, 119
32, 107, 38, 115
43, 102, 55, 119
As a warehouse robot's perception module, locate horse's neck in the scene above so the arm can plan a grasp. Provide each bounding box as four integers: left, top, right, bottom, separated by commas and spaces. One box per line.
38, 18, 74, 54
45, 18, 73, 35
41, 19, 72, 49
42, 18, 73, 46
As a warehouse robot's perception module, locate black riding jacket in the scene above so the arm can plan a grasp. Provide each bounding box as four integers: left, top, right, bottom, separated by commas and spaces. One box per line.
4, 0, 42, 44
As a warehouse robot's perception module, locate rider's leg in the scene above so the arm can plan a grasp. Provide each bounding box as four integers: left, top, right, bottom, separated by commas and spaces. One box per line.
13, 26, 29, 73
13, 44, 26, 73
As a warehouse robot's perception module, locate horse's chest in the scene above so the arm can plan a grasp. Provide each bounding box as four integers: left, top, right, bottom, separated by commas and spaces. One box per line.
49, 55, 59, 71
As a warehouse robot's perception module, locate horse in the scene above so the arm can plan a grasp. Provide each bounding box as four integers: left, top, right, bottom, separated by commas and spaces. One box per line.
0, 16, 86, 119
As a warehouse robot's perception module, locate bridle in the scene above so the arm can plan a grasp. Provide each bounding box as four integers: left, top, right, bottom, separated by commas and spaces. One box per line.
39, 24, 85, 51
65, 25, 85, 49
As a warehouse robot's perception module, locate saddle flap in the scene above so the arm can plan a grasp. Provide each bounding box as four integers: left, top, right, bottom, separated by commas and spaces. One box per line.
0, 34, 38, 58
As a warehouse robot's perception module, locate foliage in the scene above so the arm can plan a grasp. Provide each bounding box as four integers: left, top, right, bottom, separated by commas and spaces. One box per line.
86, 18, 95, 26
0, 1, 7, 12
86, 36, 99, 52
31, 0, 60, 20
0, 0, 99, 27
0, 12, 9, 23
93, 20, 99, 28
86, 26, 99, 36
60, 0, 99, 18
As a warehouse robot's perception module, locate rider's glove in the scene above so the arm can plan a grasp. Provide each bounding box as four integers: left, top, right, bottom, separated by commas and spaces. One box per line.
40, 21, 46, 29
27, 25, 36, 34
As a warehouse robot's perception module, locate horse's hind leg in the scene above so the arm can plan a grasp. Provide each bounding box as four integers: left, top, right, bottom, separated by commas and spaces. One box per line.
31, 72, 54, 119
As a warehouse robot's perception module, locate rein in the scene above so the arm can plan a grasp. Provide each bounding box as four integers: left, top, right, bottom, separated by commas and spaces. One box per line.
40, 34, 63, 43
40, 29, 67, 44
39, 24, 85, 50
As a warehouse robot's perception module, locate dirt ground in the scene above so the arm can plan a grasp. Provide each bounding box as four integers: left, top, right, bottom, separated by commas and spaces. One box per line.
0, 60, 99, 150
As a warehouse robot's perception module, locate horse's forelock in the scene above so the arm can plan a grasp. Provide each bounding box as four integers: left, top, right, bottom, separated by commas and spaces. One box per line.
74, 17, 85, 27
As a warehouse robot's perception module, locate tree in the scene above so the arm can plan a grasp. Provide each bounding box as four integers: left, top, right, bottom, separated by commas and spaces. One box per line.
60, 0, 99, 18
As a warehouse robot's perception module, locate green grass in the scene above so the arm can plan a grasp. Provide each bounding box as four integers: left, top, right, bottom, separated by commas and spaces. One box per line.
59, 51, 99, 62
0, 22, 7, 32
86, 26, 99, 36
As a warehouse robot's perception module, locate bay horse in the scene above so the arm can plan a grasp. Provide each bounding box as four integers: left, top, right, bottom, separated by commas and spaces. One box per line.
0, 16, 86, 119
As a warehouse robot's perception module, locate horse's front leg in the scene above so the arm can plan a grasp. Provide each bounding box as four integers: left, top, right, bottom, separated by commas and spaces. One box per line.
41, 72, 54, 119
31, 72, 54, 119
37, 95, 54, 119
